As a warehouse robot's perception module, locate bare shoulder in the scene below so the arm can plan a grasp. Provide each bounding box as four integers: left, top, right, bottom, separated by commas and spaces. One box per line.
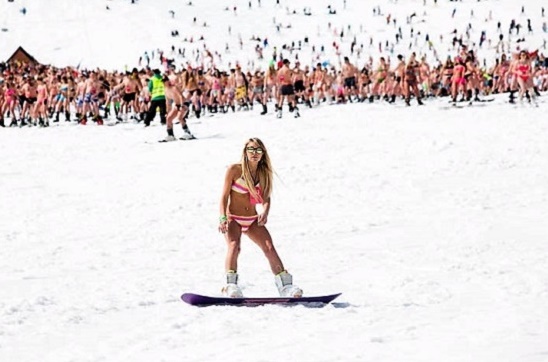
226, 163, 242, 177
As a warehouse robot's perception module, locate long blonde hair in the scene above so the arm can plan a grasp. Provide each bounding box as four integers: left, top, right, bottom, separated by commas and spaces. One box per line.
240, 137, 273, 202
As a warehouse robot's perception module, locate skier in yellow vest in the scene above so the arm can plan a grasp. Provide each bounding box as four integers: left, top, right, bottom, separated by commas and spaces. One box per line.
144, 69, 167, 127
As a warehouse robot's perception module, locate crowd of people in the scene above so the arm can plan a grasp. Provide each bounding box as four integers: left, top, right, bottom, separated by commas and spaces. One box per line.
1, 0, 548, 139
0, 44, 546, 137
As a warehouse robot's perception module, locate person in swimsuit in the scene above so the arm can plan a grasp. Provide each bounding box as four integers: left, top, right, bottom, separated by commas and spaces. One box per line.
34, 77, 49, 127
341, 56, 359, 102
403, 54, 424, 106
218, 138, 303, 298
113, 70, 142, 121
451, 56, 467, 102
163, 77, 193, 141
515, 50, 536, 104
276, 59, 300, 118
2, 81, 18, 126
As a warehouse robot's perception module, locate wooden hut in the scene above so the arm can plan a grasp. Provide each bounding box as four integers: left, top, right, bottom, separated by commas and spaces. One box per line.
6, 46, 39, 65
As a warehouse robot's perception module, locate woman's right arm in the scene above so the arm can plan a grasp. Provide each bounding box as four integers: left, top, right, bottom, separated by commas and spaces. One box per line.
219, 164, 236, 233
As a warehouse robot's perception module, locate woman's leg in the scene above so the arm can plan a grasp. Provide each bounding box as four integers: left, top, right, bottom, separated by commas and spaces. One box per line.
246, 222, 303, 296
245, 223, 285, 274
517, 78, 527, 100
224, 220, 243, 271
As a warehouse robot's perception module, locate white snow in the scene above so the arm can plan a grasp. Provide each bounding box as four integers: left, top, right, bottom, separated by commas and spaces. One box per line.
2, 0, 546, 70
1, 1, 548, 362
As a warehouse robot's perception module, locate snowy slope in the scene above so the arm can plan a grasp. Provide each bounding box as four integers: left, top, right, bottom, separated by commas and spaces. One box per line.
1, 0, 546, 70
0, 1, 548, 362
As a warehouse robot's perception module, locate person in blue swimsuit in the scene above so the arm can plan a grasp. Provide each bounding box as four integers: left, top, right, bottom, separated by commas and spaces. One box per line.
218, 137, 303, 298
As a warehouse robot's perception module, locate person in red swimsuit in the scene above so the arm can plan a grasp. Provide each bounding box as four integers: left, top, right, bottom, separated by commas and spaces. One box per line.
515, 50, 536, 103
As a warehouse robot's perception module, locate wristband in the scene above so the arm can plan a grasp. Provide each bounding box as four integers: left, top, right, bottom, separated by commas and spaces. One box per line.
219, 215, 228, 223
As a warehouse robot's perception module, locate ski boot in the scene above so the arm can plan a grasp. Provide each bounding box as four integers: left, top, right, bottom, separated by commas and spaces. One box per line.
293, 106, 300, 118
222, 270, 243, 298
275, 271, 303, 298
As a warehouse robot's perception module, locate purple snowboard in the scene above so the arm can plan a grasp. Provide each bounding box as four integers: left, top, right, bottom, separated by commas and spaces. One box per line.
181, 292, 342, 307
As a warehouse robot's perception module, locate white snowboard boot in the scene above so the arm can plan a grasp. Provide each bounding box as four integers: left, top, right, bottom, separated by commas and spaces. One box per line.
222, 271, 243, 298
275, 271, 303, 298
180, 132, 193, 140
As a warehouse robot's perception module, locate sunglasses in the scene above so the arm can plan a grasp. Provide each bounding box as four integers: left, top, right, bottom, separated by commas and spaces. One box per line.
246, 146, 264, 154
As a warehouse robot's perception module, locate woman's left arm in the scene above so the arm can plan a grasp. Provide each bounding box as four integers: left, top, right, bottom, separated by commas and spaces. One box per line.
258, 196, 270, 226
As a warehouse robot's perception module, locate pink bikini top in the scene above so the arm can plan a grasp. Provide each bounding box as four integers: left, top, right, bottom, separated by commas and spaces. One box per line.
231, 178, 263, 205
